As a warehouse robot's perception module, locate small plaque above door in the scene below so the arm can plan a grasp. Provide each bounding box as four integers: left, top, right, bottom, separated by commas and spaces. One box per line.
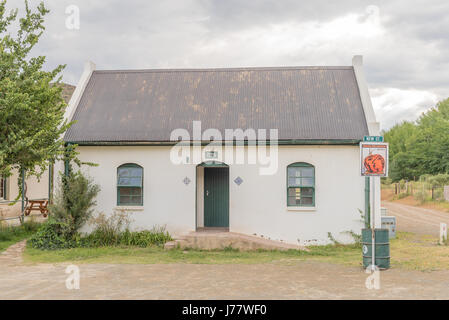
205, 151, 218, 159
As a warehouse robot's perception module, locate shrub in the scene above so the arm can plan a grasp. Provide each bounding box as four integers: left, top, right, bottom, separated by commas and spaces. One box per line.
28, 218, 76, 250
396, 192, 408, 200
119, 227, 173, 247
413, 188, 428, 203
50, 170, 100, 237
433, 188, 444, 201
428, 174, 449, 188
29, 170, 100, 250
30, 209, 173, 250
85, 212, 172, 247
85, 211, 130, 246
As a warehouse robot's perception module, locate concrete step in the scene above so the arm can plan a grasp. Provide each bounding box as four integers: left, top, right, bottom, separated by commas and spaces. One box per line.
163, 239, 188, 250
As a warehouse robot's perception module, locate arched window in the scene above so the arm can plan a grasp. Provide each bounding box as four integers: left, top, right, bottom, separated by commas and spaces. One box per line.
117, 164, 143, 206
287, 162, 315, 207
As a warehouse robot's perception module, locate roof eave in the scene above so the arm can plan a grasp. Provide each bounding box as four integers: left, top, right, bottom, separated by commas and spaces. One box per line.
65, 139, 361, 146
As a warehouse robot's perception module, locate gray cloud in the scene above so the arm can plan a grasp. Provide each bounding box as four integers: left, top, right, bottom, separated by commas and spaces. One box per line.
6, 0, 449, 129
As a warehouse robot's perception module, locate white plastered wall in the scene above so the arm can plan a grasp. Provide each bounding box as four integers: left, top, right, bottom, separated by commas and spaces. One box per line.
76, 146, 196, 237
74, 145, 365, 245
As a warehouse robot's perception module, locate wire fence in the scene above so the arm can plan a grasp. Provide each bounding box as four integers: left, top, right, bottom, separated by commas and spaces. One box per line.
388, 180, 449, 202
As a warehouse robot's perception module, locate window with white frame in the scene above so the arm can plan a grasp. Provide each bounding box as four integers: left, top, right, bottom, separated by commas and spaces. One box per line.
117, 164, 143, 206
287, 162, 315, 207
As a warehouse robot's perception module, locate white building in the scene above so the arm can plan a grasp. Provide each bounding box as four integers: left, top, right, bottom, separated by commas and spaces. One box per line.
57, 56, 381, 245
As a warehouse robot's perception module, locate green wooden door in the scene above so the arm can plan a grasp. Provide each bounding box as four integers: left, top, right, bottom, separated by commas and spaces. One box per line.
204, 167, 229, 227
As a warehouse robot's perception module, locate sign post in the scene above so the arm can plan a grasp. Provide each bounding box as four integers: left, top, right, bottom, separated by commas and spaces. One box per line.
440, 223, 447, 245
360, 137, 388, 271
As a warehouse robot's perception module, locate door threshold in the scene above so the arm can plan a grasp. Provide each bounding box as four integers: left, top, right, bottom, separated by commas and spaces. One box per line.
196, 227, 229, 232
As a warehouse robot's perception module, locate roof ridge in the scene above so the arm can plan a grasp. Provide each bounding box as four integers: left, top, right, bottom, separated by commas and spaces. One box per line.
93, 66, 353, 74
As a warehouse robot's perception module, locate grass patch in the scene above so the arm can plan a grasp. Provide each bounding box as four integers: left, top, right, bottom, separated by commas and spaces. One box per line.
24, 242, 362, 266
22, 232, 449, 271
389, 232, 449, 271
0, 220, 40, 252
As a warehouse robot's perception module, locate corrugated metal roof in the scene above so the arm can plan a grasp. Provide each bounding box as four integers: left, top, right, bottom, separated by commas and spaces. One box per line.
64, 66, 369, 143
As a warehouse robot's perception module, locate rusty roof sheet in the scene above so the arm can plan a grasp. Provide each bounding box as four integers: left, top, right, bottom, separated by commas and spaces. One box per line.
64, 66, 369, 142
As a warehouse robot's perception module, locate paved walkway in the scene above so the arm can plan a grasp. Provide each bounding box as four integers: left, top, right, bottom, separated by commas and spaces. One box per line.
383, 201, 449, 236
1, 241, 449, 299
0, 240, 26, 266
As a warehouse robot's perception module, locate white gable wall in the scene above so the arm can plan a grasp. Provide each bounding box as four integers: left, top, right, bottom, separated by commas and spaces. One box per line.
75, 145, 365, 245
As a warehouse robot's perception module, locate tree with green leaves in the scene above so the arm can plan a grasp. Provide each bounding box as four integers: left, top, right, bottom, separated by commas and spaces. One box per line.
413, 98, 449, 175
384, 98, 449, 181
0, 1, 71, 195
384, 121, 419, 181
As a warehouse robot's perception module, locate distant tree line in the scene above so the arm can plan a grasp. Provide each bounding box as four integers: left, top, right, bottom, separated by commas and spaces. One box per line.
383, 98, 449, 182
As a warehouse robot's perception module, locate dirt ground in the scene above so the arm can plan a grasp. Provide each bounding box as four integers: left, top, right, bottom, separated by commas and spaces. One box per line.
1, 240, 449, 299
383, 201, 449, 236
1, 200, 449, 299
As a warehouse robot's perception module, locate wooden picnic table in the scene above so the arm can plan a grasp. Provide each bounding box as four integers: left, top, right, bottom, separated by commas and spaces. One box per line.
24, 200, 48, 217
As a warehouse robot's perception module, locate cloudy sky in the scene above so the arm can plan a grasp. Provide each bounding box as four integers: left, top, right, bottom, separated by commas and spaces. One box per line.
7, 0, 449, 130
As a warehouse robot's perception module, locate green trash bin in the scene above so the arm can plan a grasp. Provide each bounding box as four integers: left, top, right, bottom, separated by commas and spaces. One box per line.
362, 228, 390, 269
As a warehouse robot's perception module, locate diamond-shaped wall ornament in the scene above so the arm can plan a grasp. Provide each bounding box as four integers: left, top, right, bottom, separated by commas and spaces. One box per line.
234, 176, 243, 186
183, 177, 191, 185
